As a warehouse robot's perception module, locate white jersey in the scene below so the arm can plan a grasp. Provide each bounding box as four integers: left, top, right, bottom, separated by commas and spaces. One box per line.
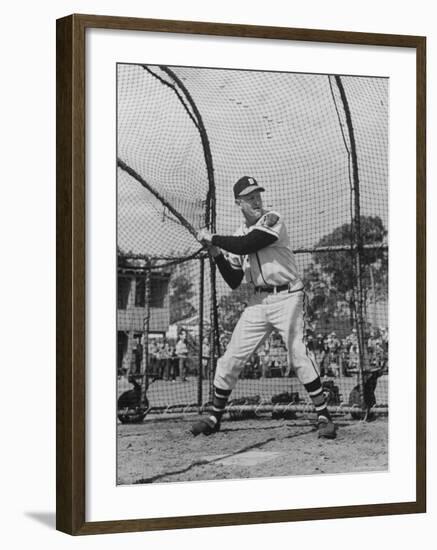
225, 210, 302, 288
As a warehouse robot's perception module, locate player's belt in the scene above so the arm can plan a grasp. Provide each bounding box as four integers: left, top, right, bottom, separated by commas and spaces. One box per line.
254, 284, 303, 294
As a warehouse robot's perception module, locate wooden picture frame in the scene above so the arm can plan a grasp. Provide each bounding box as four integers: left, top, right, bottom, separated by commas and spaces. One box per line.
56, 13, 426, 535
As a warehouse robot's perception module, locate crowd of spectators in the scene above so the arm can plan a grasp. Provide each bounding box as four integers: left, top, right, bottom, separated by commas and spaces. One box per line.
237, 326, 389, 379
308, 327, 388, 378
122, 330, 211, 382
122, 326, 388, 382
140, 331, 188, 382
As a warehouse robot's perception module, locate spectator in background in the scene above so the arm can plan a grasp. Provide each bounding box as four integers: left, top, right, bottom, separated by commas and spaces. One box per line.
176, 331, 189, 382
380, 326, 389, 353
319, 334, 331, 376
219, 334, 230, 353
315, 333, 325, 352
331, 332, 341, 354
258, 341, 270, 378
133, 336, 143, 375
202, 337, 210, 380
346, 328, 359, 373
159, 339, 170, 380
306, 331, 315, 352
149, 340, 159, 378
380, 327, 389, 372
168, 345, 178, 381
269, 339, 285, 367
326, 332, 341, 376
347, 327, 358, 347
154, 339, 162, 378
243, 352, 261, 379
275, 358, 284, 376
314, 333, 325, 375
340, 337, 350, 376
367, 330, 379, 356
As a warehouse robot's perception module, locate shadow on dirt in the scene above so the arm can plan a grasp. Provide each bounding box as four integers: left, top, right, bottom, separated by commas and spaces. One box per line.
133, 427, 316, 484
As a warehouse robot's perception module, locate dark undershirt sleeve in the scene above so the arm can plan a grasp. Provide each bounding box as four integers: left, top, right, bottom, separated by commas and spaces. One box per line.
214, 254, 244, 290
211, 229, 277, 255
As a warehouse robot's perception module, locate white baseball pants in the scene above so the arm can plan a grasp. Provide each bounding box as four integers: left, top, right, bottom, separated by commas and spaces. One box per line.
214, 289, 320, 391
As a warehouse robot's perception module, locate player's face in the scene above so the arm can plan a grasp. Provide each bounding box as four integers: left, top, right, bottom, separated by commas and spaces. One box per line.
236, 191, 264, 224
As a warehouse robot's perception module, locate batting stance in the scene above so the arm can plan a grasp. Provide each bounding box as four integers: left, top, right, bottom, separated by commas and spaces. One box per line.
191, 176, 337, 439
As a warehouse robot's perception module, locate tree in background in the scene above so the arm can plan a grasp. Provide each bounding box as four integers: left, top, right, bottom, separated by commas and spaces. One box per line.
314, 215, 387, 297
218, 283, 254, 333
215, 216, 387, 338
169, 268, 196, 324
302, 262, 351, 335
310, 215, 388, 331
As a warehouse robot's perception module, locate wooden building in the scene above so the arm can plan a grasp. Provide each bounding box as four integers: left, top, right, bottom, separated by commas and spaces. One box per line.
117, 262, 170, 375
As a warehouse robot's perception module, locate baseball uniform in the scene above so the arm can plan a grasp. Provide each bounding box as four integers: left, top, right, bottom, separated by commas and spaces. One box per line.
191, 176, 336, 439
212, 209, 320, 391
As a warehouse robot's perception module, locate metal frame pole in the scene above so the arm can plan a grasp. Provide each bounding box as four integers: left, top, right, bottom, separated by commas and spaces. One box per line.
141, 263, 151, 405
334, 75, 367, 408
197, 257, 205, 406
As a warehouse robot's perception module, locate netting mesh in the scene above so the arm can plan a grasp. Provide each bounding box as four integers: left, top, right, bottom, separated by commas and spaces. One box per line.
118, 64, 211, 258
340, 76, 388, 223
117, 64, 388, 420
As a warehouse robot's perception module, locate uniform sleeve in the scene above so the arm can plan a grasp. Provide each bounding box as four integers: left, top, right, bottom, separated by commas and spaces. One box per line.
211, 230, 277, 254
255, 211, 283, 238
222, 225, 243, 270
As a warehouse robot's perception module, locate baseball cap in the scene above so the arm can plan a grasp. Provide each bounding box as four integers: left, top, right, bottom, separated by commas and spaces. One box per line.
233, 176, 265, 198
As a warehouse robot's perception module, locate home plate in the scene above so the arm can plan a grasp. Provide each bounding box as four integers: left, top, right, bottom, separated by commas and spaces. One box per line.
209, 451, 282, 467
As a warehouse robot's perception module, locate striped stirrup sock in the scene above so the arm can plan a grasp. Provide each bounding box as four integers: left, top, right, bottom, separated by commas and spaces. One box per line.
304, 378, 332, 421
211, 386, 231, 421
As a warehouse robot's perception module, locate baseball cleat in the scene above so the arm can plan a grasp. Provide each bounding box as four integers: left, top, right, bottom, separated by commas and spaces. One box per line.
191, 415, 221, 436
317, 417, 337, 439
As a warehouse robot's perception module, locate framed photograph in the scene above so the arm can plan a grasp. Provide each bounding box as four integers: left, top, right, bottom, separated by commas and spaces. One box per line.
56, 14, 426, 535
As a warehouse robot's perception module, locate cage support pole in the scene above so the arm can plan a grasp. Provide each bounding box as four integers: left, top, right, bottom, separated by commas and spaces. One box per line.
158, 66, 220, 401
158, 66, 215, 228
334, 75, 367, 407
197, 257, 205, 406
141, 264, 151, 406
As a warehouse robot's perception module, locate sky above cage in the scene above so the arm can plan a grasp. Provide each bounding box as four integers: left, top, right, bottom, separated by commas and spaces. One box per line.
117, 65, 388, 257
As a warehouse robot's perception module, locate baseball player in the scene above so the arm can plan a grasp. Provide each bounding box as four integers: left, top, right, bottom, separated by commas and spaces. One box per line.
191, 176, 337, 439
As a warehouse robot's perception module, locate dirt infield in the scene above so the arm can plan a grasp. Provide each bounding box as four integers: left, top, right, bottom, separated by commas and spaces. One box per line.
117, 415, 388, 485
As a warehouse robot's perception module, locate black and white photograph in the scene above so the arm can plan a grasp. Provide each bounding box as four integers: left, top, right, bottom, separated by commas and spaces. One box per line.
116, 63, 389, 485
1, 0, 433, 542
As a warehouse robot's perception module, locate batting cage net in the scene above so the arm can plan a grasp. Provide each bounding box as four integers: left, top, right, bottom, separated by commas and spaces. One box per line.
117, 64, 388, 423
